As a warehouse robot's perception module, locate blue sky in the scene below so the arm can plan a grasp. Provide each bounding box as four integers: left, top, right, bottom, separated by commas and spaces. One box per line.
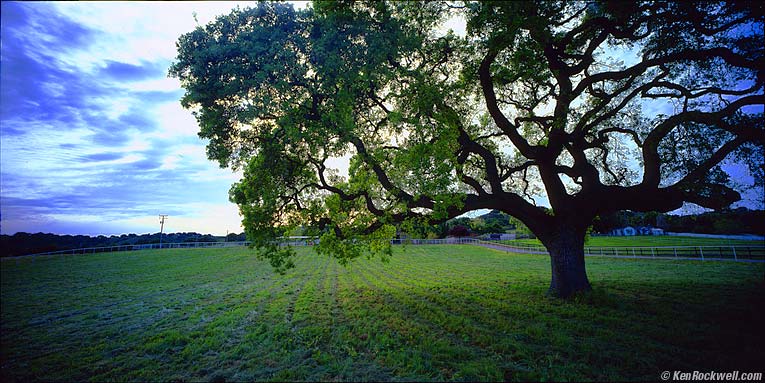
0, 2, 761, 236
0, 1, 265, 235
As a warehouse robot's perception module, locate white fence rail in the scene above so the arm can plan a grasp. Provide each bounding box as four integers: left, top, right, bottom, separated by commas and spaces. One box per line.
5, 238, 764, 262
390, 238, 479, 245
8, 241, 252, 258
475, 240, 765, 261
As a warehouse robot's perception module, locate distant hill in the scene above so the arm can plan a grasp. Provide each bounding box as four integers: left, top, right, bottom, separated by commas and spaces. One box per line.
0, 231, 247, 257
476, 209, 511, 226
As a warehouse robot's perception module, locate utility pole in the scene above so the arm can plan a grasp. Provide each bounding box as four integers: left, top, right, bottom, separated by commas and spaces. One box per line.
159, 214, 168, 249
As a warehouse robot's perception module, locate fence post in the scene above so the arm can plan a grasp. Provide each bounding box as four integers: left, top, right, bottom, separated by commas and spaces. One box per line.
699, 246, 704, 261
651, 247, 655, 257
731, 246, 737, 261
674, 247, 677, 258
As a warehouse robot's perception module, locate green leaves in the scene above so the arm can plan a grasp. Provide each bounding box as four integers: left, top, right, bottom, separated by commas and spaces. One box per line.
170, 3, 312, 169
172, 0, 763, 273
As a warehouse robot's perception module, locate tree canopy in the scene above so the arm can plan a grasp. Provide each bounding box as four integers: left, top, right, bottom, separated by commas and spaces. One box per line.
171, 1, 764, 296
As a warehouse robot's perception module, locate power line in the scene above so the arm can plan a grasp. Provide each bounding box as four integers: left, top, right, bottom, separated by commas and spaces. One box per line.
159, 215, 168, 249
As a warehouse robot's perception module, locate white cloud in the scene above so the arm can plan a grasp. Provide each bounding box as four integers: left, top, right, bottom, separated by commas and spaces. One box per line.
120, 201, 243, 235
151, 102, 200, 139
1, 1, 249, 235
130, 77, 182, 93
52, 2, 257, 63
441, 12, 467, 37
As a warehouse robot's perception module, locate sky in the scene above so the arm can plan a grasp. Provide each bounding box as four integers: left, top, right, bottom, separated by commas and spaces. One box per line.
0, 2, 761, 237
0, 1, 270, 236
0, 0, 465, 237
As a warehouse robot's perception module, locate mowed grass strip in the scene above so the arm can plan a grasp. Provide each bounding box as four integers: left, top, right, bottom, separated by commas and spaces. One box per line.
1, 245, 763, 382
504, 235, 764, 247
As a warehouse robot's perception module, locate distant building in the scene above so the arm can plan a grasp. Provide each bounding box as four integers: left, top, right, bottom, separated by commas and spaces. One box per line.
610, 226, 637, 236
638, 226, 665, 235
610, 226, 664, 236
486, 233, 515, 241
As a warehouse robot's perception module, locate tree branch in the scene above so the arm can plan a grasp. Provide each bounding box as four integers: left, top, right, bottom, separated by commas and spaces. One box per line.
479, 50, 540, 159
675, 136, 748, 187
642, 94, 765, 187
573, 47, 763, 97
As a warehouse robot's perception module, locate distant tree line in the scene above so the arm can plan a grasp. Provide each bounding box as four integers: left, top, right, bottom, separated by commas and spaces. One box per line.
592, 208, 764, 235
3, 208, 761, 257
413, 208, 765, 238
0, 232, 247, 257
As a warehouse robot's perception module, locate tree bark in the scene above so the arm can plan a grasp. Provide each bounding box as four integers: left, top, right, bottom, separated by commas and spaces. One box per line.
542, 225, 592, 298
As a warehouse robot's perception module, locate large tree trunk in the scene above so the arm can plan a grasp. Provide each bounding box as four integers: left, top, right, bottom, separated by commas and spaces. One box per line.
542, 226, 592, 298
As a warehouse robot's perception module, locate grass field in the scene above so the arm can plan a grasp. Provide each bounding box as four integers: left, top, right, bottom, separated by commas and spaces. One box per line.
505, 235, 764, 247
1, 245, 763, 382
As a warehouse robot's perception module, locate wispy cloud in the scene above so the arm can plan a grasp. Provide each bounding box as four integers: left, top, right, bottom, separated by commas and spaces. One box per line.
99, 60, 167, 82
1, 1, 245, 235
1, 1, 759, 236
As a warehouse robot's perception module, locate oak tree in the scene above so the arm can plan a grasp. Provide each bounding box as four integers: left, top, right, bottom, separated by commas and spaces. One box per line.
170, 1, 764, 297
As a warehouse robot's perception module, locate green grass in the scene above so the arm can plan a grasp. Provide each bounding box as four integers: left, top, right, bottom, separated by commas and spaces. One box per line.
504, 235, 764, 247
1, 246, 763, 382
